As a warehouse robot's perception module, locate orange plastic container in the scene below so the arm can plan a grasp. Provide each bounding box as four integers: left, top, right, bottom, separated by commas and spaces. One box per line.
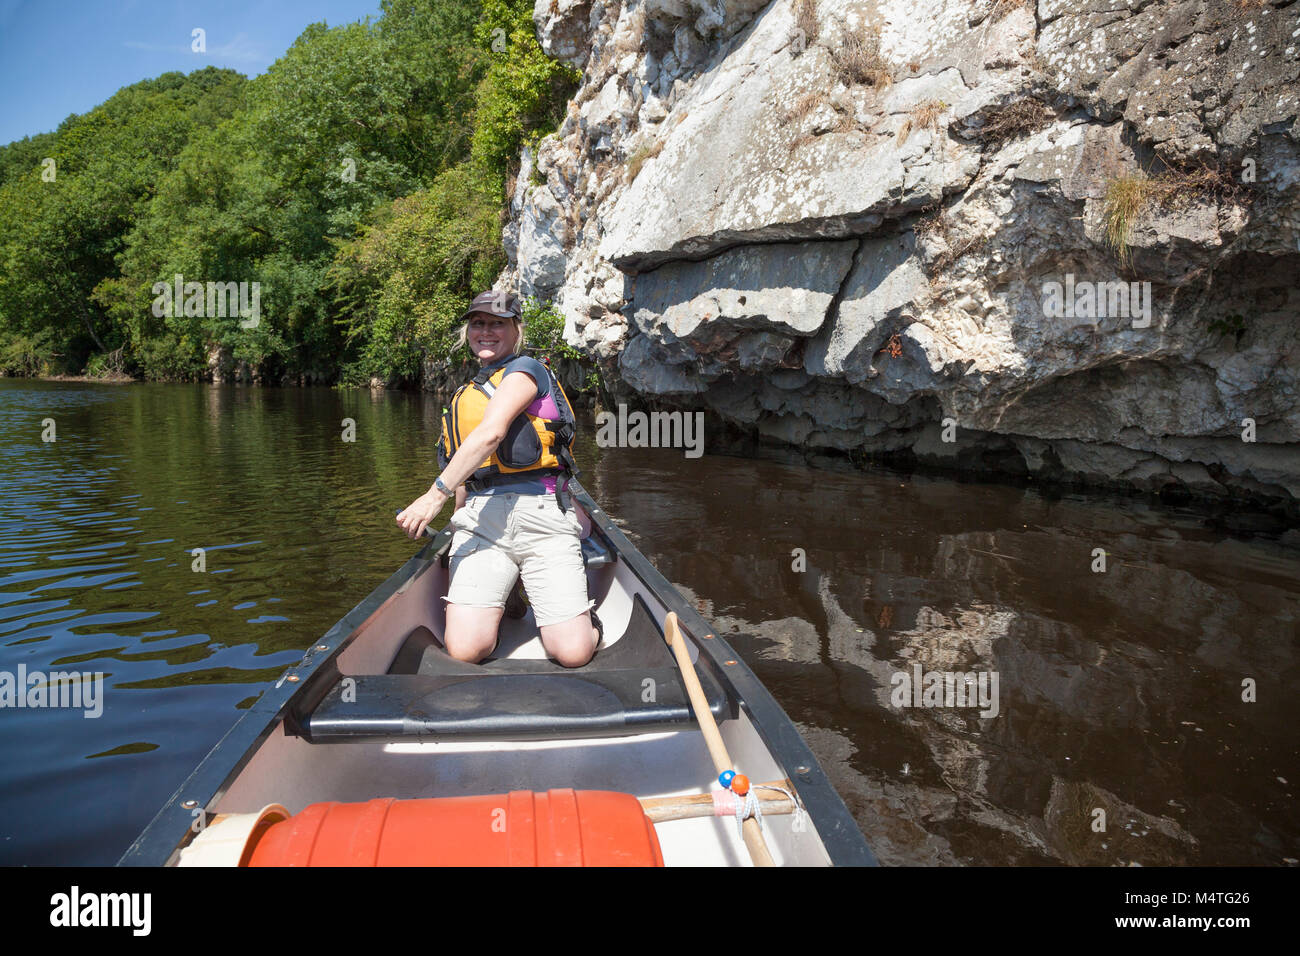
246, 789, 664, 866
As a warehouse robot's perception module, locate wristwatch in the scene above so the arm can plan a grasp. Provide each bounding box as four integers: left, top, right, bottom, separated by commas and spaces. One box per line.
434, 476, 453, 496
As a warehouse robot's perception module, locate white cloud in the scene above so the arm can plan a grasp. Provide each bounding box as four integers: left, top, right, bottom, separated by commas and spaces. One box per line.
121, 31, 267, 65
122, 40, 188, 54
209, 32, 266, 64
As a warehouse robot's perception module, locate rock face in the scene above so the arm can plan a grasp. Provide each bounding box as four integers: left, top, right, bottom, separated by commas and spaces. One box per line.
501, 0, 1300, 509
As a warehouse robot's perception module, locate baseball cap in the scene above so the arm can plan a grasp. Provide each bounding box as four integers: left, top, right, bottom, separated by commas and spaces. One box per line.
458, 290, 522, 324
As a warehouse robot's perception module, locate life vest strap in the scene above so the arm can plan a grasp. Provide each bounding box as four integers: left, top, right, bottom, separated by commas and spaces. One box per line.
465, 468, 568, 493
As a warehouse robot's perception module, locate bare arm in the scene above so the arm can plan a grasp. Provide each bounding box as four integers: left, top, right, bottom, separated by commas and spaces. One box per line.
396, 369, 539, 538
433, 370, 539, 493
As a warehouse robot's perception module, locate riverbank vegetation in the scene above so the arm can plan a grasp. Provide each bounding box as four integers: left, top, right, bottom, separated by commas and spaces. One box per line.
0, 0, 579, 386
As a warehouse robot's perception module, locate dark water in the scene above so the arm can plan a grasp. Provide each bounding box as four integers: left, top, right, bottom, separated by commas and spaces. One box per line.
0, 380, 1296, 865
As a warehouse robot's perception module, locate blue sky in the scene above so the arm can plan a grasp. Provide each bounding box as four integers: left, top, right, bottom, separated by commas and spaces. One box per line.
0, 0, 386, 145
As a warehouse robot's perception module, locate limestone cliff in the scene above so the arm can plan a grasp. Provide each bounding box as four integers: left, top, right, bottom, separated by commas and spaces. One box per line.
500, 0, 1300, 509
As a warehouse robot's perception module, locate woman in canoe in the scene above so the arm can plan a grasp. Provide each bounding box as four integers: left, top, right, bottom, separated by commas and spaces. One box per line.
396, 291, 600, 667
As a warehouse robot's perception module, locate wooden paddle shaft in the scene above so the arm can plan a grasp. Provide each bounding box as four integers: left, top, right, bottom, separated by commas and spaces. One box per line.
640, 782, 796, 824
663, 612, 776, 867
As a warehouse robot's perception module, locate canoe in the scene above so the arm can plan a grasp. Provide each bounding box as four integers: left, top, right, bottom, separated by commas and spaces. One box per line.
119, 481, 877, 866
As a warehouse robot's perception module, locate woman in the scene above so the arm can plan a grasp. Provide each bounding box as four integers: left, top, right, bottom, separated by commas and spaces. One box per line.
396, 291, 599, 668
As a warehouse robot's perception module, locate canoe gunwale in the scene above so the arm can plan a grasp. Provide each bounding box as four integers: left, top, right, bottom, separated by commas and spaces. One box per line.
117, 547, 439, 866
118, 482, 877, 866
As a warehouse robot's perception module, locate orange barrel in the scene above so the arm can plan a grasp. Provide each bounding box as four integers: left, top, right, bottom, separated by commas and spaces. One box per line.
245, 789, 664, 866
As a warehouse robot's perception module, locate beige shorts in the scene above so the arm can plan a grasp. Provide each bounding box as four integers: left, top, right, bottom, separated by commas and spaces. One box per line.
444, 492, 593, 627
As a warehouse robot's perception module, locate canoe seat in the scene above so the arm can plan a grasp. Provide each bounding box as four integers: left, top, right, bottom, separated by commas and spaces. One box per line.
581, 534, 612, 567
298, 594, 732, 742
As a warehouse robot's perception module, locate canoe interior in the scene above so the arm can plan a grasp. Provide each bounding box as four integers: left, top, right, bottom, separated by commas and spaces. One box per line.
123, 485, 875, 866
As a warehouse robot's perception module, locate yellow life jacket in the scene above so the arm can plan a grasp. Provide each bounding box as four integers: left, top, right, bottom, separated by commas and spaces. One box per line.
437, 360, 579, 491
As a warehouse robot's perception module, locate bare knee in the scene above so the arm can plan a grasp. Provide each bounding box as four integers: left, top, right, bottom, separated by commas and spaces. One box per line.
540, 614, 598, 668
551, 641, 594, 668
444, 631, 497, 663
444, 605, 503, 663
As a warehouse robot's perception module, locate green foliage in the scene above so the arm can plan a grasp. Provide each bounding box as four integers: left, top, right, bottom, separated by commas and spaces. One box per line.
379, 0, 487, 174
0, 328, 59, 376
328, 165, 504, 382
83, 353, 110, 378
470, 0, 580, 182
0, 67, 248, 368
131, 332, 208, 382
83, 349, 124, 379
522, 297, 601, 392
0, 131, 59, 186
1208, 312, 1247, 347
0, 0, 587, 387
522, 297, 576, 359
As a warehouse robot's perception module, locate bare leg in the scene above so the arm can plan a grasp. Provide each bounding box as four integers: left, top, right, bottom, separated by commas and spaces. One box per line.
538, 611, 600, 668
444, 603, 505, 663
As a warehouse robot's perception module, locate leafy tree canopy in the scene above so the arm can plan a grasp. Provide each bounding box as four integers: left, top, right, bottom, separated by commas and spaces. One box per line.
0, 0, 584, 389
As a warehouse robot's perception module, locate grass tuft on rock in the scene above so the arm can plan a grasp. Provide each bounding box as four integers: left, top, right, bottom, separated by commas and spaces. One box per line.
830, 23, 892, 89
625, 140, 664, 181
1103, 164, 1244, 264
991, 0, 1034, 21
781, 91, 825, 126
793, 0, 820, 50
897, 99, 948, 143
915, 205, 986, 277
976, 96, 1052, 149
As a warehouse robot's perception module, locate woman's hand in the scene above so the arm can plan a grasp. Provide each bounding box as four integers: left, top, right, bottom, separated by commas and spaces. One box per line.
396, 489, 448, 539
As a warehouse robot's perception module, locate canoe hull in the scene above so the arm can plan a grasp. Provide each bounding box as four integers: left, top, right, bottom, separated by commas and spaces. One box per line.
119, 482, 877, 866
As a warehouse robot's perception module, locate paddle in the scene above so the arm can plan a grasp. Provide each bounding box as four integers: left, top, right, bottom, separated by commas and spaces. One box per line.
662, 612, 776, 867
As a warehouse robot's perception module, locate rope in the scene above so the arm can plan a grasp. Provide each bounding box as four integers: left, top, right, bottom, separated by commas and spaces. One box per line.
709, 778, 808, 840
753, 783, 807, 834
734, 790, 762, 841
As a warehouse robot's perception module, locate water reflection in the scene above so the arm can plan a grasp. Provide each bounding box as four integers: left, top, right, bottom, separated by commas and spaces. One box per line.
0, 380, 434, 864
0, 379, 1296, 866
587, 445, 1299, 866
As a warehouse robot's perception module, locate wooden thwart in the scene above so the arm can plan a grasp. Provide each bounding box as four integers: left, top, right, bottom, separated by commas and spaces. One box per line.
639, 780, 797, 823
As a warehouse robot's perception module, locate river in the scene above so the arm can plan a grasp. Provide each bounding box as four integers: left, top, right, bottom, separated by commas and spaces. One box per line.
0, 379, 1295, 865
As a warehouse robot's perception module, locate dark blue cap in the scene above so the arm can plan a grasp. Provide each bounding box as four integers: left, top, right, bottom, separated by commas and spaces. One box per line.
459, 290, 522, 323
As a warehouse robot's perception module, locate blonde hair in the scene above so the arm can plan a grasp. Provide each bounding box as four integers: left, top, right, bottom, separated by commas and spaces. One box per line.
455, 312, 525, 357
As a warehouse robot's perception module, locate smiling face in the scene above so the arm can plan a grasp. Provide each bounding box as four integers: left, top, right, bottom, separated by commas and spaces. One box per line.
466, 311, 520, 365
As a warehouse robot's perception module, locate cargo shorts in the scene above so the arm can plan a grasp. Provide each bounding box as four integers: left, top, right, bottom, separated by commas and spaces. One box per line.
443, 492, 593, 627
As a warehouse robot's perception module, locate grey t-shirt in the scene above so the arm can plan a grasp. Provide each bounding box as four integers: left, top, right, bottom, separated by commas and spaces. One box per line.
486, 355, 549, 402
471, 355, 555, 497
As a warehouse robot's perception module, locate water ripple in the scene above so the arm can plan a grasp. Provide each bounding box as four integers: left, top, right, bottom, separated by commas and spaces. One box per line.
2, 380, 1297, 868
